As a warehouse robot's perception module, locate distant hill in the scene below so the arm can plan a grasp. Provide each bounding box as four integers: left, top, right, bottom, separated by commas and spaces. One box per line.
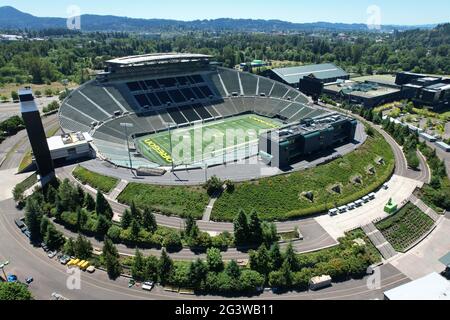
0, 6, 438, 33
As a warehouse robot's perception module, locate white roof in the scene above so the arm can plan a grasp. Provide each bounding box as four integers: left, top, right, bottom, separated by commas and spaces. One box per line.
106, 53, 211, 66
385, 273, 450, 300
47, 132, 92, 151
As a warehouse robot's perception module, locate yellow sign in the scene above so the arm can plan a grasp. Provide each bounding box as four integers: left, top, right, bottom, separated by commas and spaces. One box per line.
143, 139, 172, 163
249, 116, 279, 128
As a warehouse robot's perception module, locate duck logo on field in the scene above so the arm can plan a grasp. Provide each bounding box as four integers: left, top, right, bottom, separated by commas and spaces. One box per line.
144, 139, 172, 163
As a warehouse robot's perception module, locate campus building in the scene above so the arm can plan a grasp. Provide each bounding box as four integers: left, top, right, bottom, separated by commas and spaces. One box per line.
262, 63, 349, 97
323, 80, 403, 108
259, 114, 357, 168
396, 72, 450, 111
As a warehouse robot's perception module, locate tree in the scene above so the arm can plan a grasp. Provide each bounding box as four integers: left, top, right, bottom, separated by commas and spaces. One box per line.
269, 243, 283, 270
239, 270, 265, 293
131, 249, 146, 281
130, 201, 142, 222
40, 216, 50, 237
144, 256, 159, 282
0, 283, 32, 300
45, 184, 58, 205
102, 236, 122, 280
206, 248, 224, 272
96, 214, 111, 236
83, 193, 96, 211
158, 249, 173, 285
44, 223, 65, 251
284, 243, 299, 272
130, 219, 141, 240
261, 222, 278, 246
95, 191, 113, 220
249, 245, 271, 278
11, 91, 19, 102
76, 208, 88, 231
248, 210, 263, 244
121, 209, 132, 229
233, 209, 249, 246
225, 260, 241, 279
203, 175, 223, 196
184, 214, 197, 238
163, 231, 182, 250
45, 88, 53, 97
25, 195, 44, 243
74, 234, 93, 260
58, 179, 78, 213
406, 150, 420, 170
142, 207, 157, 233
63, 238, 75, 256
188, 259, 208, 288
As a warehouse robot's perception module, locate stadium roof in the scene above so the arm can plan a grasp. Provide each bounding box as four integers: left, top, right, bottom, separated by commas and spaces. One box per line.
384, 273, 450, 300
106, 53, 212, 67
271, 63, 348, 85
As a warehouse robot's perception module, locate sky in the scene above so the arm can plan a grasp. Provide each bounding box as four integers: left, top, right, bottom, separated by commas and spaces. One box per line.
2, 0, 449, 25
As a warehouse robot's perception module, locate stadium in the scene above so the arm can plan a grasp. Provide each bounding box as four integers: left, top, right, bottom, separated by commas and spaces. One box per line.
58, 53, 356, 172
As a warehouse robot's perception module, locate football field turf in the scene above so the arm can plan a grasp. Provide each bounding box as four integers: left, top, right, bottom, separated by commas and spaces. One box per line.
136, 114, 283, 166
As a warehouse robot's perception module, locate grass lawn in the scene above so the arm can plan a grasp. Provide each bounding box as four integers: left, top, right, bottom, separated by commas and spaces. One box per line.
376, 203, 435, 252
211, 130, 395, 221
117, 183, 210, 219
72, 166, 119, 194
136, 114, 282, 166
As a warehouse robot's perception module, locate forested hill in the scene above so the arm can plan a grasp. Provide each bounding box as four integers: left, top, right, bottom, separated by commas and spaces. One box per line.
0, 6, 437, 33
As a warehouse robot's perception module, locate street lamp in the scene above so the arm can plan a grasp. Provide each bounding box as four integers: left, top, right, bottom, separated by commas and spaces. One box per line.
120, 123, 135, 177
0, 261, 9, 280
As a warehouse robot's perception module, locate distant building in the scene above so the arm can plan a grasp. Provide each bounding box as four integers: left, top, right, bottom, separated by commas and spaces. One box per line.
384, 273, 450, 300
262, 63, 349, 97
396, 72, 450, 111
259, 114, 357, 168
323, 80, 403, 108
0, 34, 23, 41
240, 60, 268, 70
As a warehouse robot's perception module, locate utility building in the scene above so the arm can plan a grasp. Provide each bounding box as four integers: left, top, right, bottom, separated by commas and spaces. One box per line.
19, 88, 55, 183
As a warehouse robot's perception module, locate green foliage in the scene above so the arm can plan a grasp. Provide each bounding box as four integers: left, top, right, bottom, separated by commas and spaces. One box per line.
158, 249, 173, 285
95, 191, 113, 220
0, 115, 25, 136
102, 236, 122, 280
203, 175, 223, 196
73, 166, 118, 194
0, 283, 32, 300
117, 183, 209, 219
213, 132, 394, 221
206, 248, 224, 272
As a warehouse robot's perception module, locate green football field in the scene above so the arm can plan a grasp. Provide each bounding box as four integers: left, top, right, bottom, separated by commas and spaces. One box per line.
136, 114, 283, 166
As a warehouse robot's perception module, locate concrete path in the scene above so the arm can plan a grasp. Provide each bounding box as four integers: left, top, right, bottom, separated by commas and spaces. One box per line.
362, 223, 398, 260
108, 179, 128, 201
315, 175, 422, 240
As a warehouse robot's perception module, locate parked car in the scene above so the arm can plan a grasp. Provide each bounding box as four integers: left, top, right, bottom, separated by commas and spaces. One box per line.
24, 231, 31, 239
382, 183, 389, 190
25, 277, 34, 285
7, 275, 18, 283
41, 243, 49, 252
59, 255, 71, 265
328, 208, 338, 216
86, 266, 96, 274
142, 281, 154, 291
48, 251, 58, 259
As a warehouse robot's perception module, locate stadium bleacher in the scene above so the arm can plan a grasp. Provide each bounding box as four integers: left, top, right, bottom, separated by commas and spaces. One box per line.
59, 64, 327, 169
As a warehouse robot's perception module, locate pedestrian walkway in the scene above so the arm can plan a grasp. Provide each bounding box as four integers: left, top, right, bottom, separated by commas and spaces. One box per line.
362, 223, 398, 260
408, 194, 441, 222
108, 179, 128, 201
202, 186, 225, 222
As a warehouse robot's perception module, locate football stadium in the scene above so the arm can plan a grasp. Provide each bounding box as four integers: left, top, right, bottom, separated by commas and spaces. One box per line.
58, 53, 355, 170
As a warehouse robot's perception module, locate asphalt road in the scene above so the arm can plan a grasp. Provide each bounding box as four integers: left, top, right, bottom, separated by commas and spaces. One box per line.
0, 198, 409, 301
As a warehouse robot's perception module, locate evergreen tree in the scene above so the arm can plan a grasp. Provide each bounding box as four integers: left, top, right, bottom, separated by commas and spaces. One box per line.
144, 256, 159, 282
102, 236, 122, 280
131, 249, 145, 281
96, 191, 113, 220
188, 258, 208, 288
130, 201, 142, 222
248, 210, 263, 244
45, 184, 58, 205
25, 195, 43, 243
225, 260, 241, 279
74, 234, 93, 260
142, 207, 157, 233
269, 243, 283, 270
83, 193, 96, 211
158, 249, 173, 285
121, 209, 132, 229
130, 219, 141, 240
233, 209, 249, 246
96, 214, 111, 236
249, 245, 271, 278
44, 223, 65, 251
284, 243, 299, 272
206, 248, 224, 272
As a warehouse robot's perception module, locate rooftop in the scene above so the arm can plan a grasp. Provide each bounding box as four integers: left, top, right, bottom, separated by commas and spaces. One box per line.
47, 132, 92, 151
271, 63, 348, 84
325, 81, 400, 98
384, 273, 450, 300
106, 53, 212, 67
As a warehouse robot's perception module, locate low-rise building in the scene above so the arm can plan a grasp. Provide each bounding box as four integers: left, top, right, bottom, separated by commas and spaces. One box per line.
384, 273, 450, 300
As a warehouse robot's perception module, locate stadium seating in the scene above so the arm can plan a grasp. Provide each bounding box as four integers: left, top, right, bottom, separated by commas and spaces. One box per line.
59, 65, 331, 168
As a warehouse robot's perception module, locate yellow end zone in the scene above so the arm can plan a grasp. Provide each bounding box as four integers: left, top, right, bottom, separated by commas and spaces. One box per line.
249, 116, 279, 128
143, 139, 172, 163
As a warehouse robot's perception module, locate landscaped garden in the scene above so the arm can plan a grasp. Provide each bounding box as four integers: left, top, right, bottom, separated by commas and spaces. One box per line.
375, 203, 435, 252
117, 182, 210, 219
211, 130, 395, 221
72, 166, 119, 194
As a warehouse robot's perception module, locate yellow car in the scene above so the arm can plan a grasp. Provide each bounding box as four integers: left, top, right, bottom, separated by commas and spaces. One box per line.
77, 260, 86, 268
80, 261, 90, 271
68, 259, 80, 267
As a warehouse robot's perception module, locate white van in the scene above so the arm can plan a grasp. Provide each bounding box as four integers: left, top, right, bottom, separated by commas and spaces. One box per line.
309, 275, 332, 291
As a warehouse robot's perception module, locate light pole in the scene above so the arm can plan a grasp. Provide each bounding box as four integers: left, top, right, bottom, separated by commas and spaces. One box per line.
120, 123, 135, 177
0, 261, 9, 280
